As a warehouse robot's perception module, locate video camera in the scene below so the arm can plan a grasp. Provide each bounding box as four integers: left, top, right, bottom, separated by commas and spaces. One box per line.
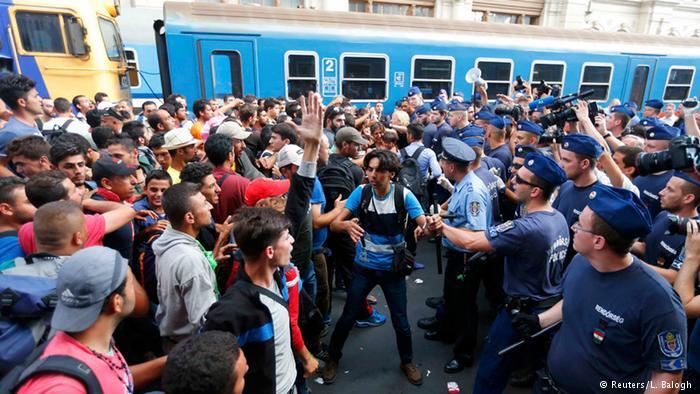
534, 89, 597, 129
636, 136, 700, 176
494, 103, 523, 122
667, 214, 692, 236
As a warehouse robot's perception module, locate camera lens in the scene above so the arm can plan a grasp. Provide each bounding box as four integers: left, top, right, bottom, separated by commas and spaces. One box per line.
667, 214, 689, 236
636, 150, 672, 176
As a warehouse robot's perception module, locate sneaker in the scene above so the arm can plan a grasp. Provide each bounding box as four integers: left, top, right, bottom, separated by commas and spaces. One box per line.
366, 294, 378, 305
323, 359, 338, 384
323, 314, 332, 325
414, 262, 425, 270
355, 310, 387, 328
400, 362, 423, 385
425, 296, 444, 309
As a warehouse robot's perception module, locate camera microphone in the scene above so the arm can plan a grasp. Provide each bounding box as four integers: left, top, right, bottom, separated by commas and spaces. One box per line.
528, 96, 556, 111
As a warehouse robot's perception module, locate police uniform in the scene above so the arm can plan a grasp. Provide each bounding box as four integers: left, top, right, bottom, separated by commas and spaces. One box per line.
633, 125, 680, 218
501, 144, 538, 221
408, 86, 421, 123
428, 101, 453, 155
552, 134, 603, 264
472, 153, 570, 394
548, 185, 687, 394
645, 98, 664, 116
434, 138, 493, 368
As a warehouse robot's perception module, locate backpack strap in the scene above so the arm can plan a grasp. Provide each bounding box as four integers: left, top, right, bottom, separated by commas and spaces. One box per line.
235, 279, 289, 311
393, 183, 408, 230
411, 146, 425, 161
358, 185, 373, 230
217, 172, 231, 187
58, 119, 75, 133
12, 355, 103, 394
399, 148, 407, 162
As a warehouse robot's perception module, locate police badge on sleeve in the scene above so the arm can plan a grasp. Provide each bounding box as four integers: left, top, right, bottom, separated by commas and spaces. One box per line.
488, 220, 514, 238
469, 201, 481, 217
658, 330, 683, 358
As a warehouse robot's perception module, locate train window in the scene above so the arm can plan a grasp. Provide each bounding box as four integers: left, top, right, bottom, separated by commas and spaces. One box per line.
124, 49, 141, 88
579, 63, 613, 101
341, 54, 388, 101
475, 58, 513, 97
530, 61, 565, 89
411, 57, 454, 99
663, 67, 695, 101
98, 18, 124, 61
285, 52, 318, 100
15, 12, 65, 53
628, 65, 650, 108
211, 51, 243, 99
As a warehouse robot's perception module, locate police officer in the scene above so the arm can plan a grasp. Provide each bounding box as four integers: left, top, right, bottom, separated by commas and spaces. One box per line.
468, 112, 508, 181
524, 184, 687, 393
427, 100, 453, 156
417, 137, 491, 373
428, 152, 569, 393
633, 171, 700, 282
644, 98, 664, 118
633, 124, 681, 218
502, 144, 539, 220
553, 133, 603, 264
607, 105, 634, 138
513, 120, 544, 147
407, 86, 423, 123
484, 115, 513, 171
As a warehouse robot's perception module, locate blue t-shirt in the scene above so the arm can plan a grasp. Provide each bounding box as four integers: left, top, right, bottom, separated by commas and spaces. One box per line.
548, 255, 687, 393
553, 180, 601, 264
132, 198, 168, 235
642, 211, 693, 270
486, 210, 569, 300
431, 122, 453, 155
482, 155, 507, 181
422, 123, 437, 148
0, 230, 24, 270
310, 178, 327, 252
443, 171, 491, 253
0, 117, 42, 156
689, 317, 700, 372
633, 171, 673, 219
473, 165, 502, 225
345, 183, 423, 271
487, 143, 513, 172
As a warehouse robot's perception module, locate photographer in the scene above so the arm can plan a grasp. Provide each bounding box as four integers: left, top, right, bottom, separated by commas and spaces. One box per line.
673, 220, 700, 387
635, 124, 681, 218
680, 99, 700, 138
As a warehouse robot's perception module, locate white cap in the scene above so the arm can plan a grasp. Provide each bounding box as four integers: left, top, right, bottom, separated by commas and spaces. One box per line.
277, 144, 303, 168
96, 101, 114, 110
162, 128, 201, 150
216, 121, 251, 140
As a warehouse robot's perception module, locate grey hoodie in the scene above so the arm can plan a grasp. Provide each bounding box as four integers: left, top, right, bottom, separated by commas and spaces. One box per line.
154, 226, 217, 338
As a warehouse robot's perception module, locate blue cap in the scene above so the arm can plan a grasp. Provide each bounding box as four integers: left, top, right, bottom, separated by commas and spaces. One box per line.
561, 134, 603, 158
408, 86, 421, 97
516, 120, 544, 136
462, 137, 484, 148
503, 117, 513, 126
514, 144, 538, 158
639, 117, 662, 127
454, 91, 464, 98
439, 89, 447, 95
470, 93, 483, 102
646, 125, 680, 140
586, 184, 652, 238
674, 171, 700, 188
610, 105, 635, 118
415, 103, 431, 115
474, 108, 493, 121
448, 101, 469, 111
645, 99, 664, 110
523, 152, 567, 186
457, 125, 485, 140
489, 116, 505, 130
624, 101, 638, 110
431, 100, 448, 111
394, 100, 403, 107
440, 137, 476, 164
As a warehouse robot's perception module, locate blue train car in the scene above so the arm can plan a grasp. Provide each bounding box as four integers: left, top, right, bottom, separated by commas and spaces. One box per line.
156, 2, 699, 110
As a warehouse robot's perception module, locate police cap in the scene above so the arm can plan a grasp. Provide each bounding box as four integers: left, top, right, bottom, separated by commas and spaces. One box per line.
523, 152, 567, 186
415, 103, 431, 115
646, 125, 680, 141
439, 137, 476, 164
457, 125, 485, 140
561, 134, 603, 158
610, 105, 635, 118
586, 184, 652, 239
516, 120, 544, 136
408, 86, 421, 97
514, 144, 538, 158
644, 99, 664, 110
640, 117, 663, 128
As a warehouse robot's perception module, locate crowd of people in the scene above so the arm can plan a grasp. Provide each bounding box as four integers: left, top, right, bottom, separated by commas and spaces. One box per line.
0, 70, 700, 394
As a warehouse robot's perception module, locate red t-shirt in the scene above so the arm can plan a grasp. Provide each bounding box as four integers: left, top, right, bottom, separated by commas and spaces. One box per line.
19, 214, 106, 254
17, 331, 133, 394
212, 167, 250, 224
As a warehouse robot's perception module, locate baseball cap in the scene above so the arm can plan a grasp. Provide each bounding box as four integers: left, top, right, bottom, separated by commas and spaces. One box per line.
52, 247, 128, 333
163, 128, 202, 150
245, 178, 291, 206
335, 127, 368, 146
91, 155, 137, 182
216, 121, 251, 140
96, 101, 115, 111
277, 144, 303, 168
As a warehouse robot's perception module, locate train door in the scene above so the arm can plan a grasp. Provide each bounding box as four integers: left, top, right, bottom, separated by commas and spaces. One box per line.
198, 40, 257, 99
623, 57, 657, 108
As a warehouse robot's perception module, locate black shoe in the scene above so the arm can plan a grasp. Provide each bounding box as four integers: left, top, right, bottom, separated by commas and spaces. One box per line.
425, 296, 444, 309
424, 330, 455, 342
444, 356, 473, 374
417, 316, 438, 331
509, 369, 535, 388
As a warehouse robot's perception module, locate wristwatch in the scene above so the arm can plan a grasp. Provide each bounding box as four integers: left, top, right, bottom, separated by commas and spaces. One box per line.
603, 133, 613, 139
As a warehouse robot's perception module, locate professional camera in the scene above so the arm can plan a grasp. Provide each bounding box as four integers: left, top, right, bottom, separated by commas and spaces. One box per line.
535, 80, 551, 98
494, 103, 523, 122
538, 129, 565, 144
667, 214, 691, 236
514, 75, 526, 92
535, 89, 596, 129
636, 136, 700, 176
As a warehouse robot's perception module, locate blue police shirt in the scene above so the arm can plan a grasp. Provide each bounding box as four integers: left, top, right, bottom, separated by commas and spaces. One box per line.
548, 255, 687, 393
310, 178, 328, 252
345, 183, 423, 271
402, 141, 442, 178
633, 171, 674, 219
553, 180, 601, 264
431, 122, 453, 155
473, 165, 502, 225
422, 123, 437, 148
443, 171, 491, 253
487, 144, 513, 172
689, 316, 700, 372
486, 210, 569, 300
642, 211, 695, 270
482, 155, 507, 181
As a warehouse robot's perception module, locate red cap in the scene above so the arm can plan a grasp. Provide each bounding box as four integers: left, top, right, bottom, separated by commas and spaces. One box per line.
244, 178, 290, 206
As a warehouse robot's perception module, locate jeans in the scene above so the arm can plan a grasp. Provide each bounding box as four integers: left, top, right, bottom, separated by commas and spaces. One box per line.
328, 265, 413, 364
300, 260, 317, 303
312, 250, 330, 317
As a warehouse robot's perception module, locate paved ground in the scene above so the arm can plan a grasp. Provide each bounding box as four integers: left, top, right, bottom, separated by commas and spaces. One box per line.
311, 240, 530, 394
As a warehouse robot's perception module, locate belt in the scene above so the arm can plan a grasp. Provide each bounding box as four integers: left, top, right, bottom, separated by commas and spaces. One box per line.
505, 295, 561, 313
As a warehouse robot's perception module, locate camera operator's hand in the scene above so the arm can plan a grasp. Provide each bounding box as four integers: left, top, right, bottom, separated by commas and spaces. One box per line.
684, 220, 700, 264
681, 98, 699, 115
496, 94, 514, 103
594, 114, 607, 135
571, 101, 588, 123
511, 312, 541, 339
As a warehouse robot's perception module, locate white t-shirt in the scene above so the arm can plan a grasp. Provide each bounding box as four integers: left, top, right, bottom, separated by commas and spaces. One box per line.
42, 117, 96, 149
260, 279, 296, 394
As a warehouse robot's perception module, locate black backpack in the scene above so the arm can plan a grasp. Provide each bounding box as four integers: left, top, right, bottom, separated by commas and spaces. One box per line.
398, 147, 426, 204
42, 119, 75, 145
357, 183, 408, 234
317, 159, 356, 213
132, 228, 163, 303
0, 339, 102, 393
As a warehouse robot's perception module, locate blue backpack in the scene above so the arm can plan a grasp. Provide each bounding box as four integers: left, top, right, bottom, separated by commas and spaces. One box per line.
0, 274, 57, 376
